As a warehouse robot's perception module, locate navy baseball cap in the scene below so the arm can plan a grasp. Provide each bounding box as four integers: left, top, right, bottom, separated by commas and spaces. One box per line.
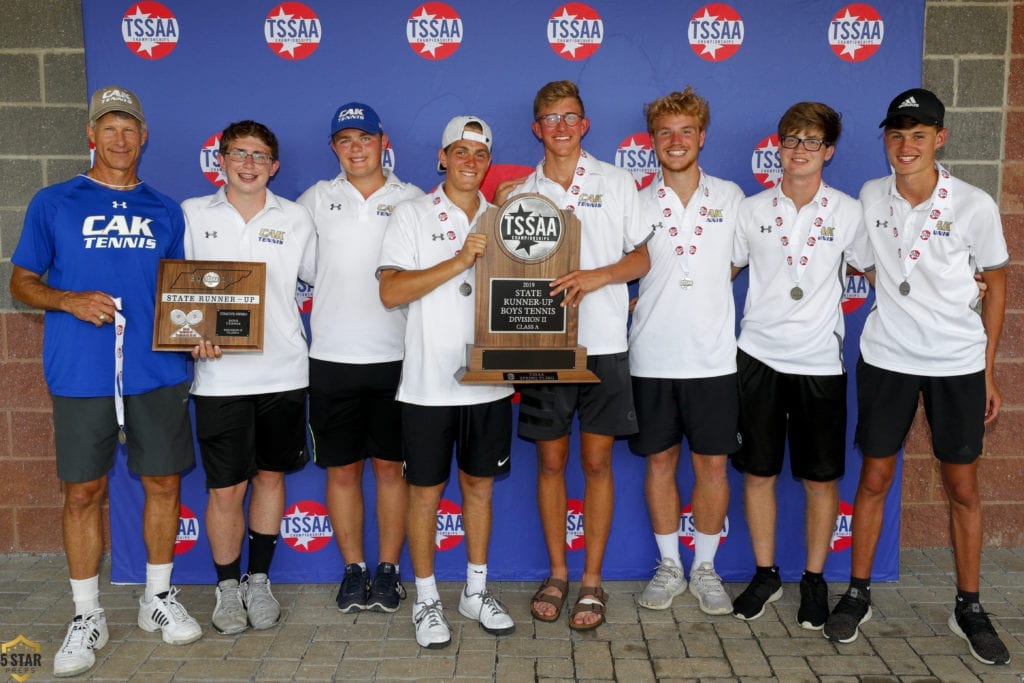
330, 102, 383, 137
879, 88, 945, 128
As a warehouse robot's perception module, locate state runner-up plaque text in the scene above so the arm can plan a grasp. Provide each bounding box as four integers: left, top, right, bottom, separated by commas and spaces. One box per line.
456, 193, 599, 384
153, 259, 266, 351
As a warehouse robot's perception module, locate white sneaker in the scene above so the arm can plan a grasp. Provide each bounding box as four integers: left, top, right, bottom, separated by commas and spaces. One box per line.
688, 562, 733, 615
458, 587, 515, 635
413, 599, 451, 649
241, 573, 280, 630
212, 579, 248, 634
638, 558, 686, 610
138, 586, 203, 645
54, 609, 108, 678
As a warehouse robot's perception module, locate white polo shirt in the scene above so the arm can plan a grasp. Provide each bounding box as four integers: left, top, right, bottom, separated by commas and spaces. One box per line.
860, 166, 1009, 376
182, 187, 316, 396
629, 170, 744, 379
377, 186, 513, 407
297, 172, 423, 364
510, 151, 650, 355
733, 182, 871, 375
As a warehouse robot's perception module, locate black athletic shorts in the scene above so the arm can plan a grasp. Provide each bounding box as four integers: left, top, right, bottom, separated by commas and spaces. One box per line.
628, 374, 741, 456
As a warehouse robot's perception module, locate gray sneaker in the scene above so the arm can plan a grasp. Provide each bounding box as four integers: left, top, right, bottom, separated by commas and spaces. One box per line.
688, 562, 733, 615
637, 558, 686, 610
241, 573, 280, 630
212, 579, 248, 635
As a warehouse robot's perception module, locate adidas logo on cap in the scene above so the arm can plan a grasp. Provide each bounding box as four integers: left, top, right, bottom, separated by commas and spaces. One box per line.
897, 96, 918, 109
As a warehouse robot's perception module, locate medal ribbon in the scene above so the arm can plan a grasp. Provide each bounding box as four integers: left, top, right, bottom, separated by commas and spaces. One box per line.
111, 296, 127, 443
890, 165, 953, 284
656, 169, 709, 281
431, 186, 473, 292
775, 184, 834, 291
557, 151, 590, 214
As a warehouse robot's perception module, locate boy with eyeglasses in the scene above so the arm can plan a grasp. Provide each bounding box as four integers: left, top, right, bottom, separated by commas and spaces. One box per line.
181, 120, 316, 636
730, 102, 871, 629
824, 89, 1009, 666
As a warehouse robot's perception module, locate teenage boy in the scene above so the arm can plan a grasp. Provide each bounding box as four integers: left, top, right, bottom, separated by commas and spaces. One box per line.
297, 103, 423, 613
824, 88, 1010, 666
730, 102, 870, 630
628, 87, 742, 615
182, 120, 316, 635
378, 116, 515, 649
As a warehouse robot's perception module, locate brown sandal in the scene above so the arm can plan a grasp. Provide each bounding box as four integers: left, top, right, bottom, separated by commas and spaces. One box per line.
530, 577, 569, 622
569, 585, 608, 630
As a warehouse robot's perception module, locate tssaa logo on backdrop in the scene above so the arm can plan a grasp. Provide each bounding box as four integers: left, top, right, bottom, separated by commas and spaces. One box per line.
751, 134, 782, 189
436, 499, 465, 550
842, 271, 869, 314
689, 4, 744, 62
679, 503, 729, 551
547, 3, 603, 61
121, 2, 179, 60
199, 133, 225, 187
174, 505, 199, 556
281, 500, 333, 553
264, 2, 322, 61
565, 499, 585, 550
407, 3, 463, 60
831, 501, 854, 552
615, 133, 658, 190
829, 4, 884, 63
295, 281, 313, 314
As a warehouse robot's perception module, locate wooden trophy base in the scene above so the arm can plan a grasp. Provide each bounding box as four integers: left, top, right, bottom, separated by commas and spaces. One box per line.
455, 345, 600, 384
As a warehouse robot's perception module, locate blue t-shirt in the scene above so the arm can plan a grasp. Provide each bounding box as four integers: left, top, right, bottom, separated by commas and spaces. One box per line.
12, 175, 188, 397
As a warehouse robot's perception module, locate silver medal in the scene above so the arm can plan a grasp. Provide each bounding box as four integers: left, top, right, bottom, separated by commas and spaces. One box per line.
118, 429, 127, 445
790, 286, 804, 301
679, 277, 694, 290
459, 282, 472, 296
898, 280, 911, 296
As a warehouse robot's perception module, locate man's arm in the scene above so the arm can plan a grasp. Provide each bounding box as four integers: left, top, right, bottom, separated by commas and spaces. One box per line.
550, 243, 650, 308
9, 265, 115, 327
979, 266, 1006, 425
379, 233, 486, 309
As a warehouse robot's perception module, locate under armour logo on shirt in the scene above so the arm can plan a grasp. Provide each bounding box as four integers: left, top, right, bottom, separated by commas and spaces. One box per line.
112, 201, 127, 209
876, 220, 888, 228
432, 233, 445, 241
330, 203, 343, 210
205, 231, 218, 239
759, 225, 772, 233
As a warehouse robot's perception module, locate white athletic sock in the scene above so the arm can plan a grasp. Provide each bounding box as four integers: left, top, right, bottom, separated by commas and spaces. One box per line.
70, 576, 101, 616
414, 575, 440, 604
692, 530, 721, 571
655, 532, 681, 568
356, 562, 367, 570
144, 562, 173, 602
466, 562, 487, 595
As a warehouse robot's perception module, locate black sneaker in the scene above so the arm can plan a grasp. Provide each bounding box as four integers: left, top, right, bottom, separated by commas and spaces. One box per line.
732, 567, 782, 621
336, 563, 369, 613
823, 587, 871, 643
366, 562, 407, 613
948, 602, 1009, 665
797, 574, 829, 630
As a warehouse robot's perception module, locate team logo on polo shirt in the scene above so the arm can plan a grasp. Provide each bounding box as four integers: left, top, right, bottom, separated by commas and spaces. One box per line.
615, 133, 658, 190
751, 134, 782, 188
830, 500, 854, 551
688, 4, 744, 62
547, 3, 603, 61
565, 498, 585, 550
281, 500, 333, 552
498, 195, 564, 261
199, 132, 226, 187
295, 280, 313, 314
829, 4, 884, 62
436, 499, 465, 550
174, 505, 199, 555
679, 503, 729, 551
265, 2, 322, 61
121, 2, 179, 60
842, 270, 869, 314
407, 2, 463, 60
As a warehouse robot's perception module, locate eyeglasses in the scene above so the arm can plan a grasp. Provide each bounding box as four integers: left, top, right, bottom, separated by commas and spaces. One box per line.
222, 149, 274, 165
779, 135, 829, 152
536, 113, 583, 127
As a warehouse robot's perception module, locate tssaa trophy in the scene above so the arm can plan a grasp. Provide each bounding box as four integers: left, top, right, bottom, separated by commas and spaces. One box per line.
456, 193, 599, 384
152, 259, 266, 351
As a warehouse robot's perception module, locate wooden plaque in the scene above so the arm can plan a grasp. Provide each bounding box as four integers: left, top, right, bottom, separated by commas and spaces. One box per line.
153, 259, 266, 351
456, 193, 598, 384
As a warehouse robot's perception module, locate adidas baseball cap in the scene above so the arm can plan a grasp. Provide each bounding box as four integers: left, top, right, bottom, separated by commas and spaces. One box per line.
438, 115, 492, 172
330, 102, 383, 137
879, 88, 944, 128
89, 85, 145, 126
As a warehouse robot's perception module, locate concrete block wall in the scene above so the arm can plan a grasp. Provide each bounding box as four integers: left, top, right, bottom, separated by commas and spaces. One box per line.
0, 1, 1021, 552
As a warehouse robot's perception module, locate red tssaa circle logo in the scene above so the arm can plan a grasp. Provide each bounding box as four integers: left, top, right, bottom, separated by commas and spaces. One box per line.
295, 280, 313, 314
829, 4, 884, 63
407, 3, 463, 60
547, 3, 603, 61
842, 271, 869, 314
436, 498, 465, 551
265, 2, 322, 61
565, 498, 585, 551
751, 134, 783, 189
174, 504, 199, 556
678, 503, 729, 551
199, 132, 225, 187
280, 500, 333, 553
831, 500, 854, 552
689, 4, 744, 62
122, 2, 179, 60
615, 133, 658, 190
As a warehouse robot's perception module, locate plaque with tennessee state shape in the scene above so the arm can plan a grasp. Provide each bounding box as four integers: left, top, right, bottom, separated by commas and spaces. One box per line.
456, 193, 598, 384
153, 259, 266, 350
